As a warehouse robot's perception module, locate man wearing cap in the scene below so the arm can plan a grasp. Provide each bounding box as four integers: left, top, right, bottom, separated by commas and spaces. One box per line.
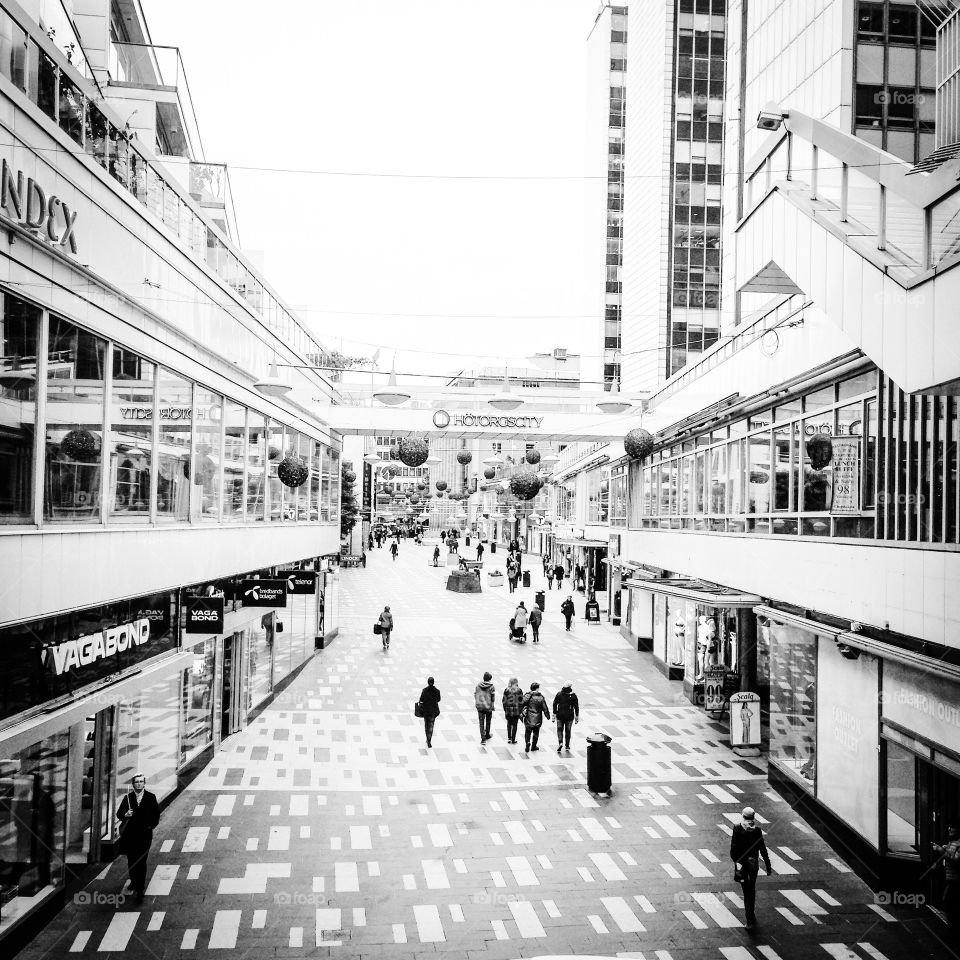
729, 806, 772, 929
552, 682, 580, 752
116, 774, 160, 900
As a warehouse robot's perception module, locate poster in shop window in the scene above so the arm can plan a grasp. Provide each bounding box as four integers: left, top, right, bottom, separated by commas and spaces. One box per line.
830, 436, 861, 514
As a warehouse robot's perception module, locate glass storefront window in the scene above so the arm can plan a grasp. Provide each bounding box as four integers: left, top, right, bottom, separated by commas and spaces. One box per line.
747, 431, 770, 514
192, 389, 222, 521
44, 317, 106, 522
108, 348, 154, 520
180, 639, 215, 766
156, 369, 191, 520
773, 424, 793, 511
327, 447, 340, 523
267, 423, 285, 521
246, 413, 266, 521
0, 293, 40, 522
768, 622, 817, 793
0, 732, 67, 932
115, 674, 179, 804
709, 445, 726, 513
885, 740, 918, 854
726, 439, 743, 515
245, 619, 274, 712
222, 402, 246, 521
310, 441, 321, 522
287, 432, 307, 521
694, 452, 705, 513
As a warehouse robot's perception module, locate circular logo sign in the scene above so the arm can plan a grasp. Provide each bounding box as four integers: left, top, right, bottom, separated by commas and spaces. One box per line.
432, 409, 450, 429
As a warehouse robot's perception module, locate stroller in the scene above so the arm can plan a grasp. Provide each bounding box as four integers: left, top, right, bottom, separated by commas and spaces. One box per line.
508, 617, 527, 643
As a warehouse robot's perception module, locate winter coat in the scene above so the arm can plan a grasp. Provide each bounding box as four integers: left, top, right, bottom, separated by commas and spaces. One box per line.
528, 607, 542, 627
379, 610, 394, 630
552, 689, 579, 721
433, 546, 440, 559
419, 685, 441, 719
521, 691, 550, 728
730, 823, 771, 870
474, 680, 496, 712
502, 684, 523, 717
513, 607, 529, 630
560, 599, 575, 619
554, 565, 565, 582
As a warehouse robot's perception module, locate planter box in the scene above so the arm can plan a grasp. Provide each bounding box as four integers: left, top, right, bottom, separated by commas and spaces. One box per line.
487, 573, 504, 587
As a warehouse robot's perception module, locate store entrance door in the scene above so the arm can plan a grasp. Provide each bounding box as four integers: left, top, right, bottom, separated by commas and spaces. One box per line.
917, 758, 960, 909
220, 633, 245, 740
65, 707, 114, 866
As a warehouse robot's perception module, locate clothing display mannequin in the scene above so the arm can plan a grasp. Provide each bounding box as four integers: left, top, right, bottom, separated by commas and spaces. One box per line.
696, 616, 717, 679
671, 613, 685, 666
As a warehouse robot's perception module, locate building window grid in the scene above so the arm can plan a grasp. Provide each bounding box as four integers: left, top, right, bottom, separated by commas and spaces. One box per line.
625, 374, 935, 542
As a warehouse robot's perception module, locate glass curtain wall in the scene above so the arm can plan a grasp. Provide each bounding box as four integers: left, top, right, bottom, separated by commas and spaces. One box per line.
191, 389, 222, 521
222, 401, 246, 520
107, 347, 154, 519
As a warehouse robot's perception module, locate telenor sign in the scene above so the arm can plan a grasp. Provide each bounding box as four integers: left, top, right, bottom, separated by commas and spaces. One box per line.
43, 618, 150, 676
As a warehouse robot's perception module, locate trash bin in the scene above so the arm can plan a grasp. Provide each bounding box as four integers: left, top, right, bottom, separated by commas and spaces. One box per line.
586, 733, 612, 794
465, 535, 471, 546
535, 589, 545, 612
490, 542, 496, 554
522, 570, 531, 588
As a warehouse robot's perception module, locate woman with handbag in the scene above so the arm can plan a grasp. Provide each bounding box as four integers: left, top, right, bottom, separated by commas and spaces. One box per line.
377, 606, 393, 650
729, 806, 772, 929
417, 677, 441, 748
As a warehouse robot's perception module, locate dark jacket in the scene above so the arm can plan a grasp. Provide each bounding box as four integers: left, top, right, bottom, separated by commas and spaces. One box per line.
529, 607, 542, 627
552, 689, 579, 721
521, 691, 550, 727
554, 564, 565, 582
475, 680, 496, 712
117, 790, 160, 847
379, 610, 394, 630
730, 823, 771, 871
419, 684, 441, 719
502, 683, 523, 717
560, 599, 576, 619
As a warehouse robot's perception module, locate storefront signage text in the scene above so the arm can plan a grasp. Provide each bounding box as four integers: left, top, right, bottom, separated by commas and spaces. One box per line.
43, 618, 149, 676
240, 579, 287, 608
285, 572, 317, 595
433, 409, 543, 430
1, 159, 78, 253
830, 437, 861, 514
831, 705, 863, 753
118, 405, 221, 422
185, 596, 225, 633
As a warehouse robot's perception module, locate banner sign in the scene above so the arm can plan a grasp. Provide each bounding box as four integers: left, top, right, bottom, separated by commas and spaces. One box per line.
240, 579, 287, 608
729, 691, 762, 747
285, 571, 317, 595
704, 666, 727, 711
185, 596, 225, 634
43, 619, 149, 676
830, 437, 862, 515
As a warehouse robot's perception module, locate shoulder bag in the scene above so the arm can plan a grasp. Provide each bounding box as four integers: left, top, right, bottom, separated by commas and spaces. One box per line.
373, 622, 382, 635
414, 701, 424, 718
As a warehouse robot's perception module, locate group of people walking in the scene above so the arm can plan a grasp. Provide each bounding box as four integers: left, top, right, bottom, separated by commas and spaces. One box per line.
509, 601, 542, 642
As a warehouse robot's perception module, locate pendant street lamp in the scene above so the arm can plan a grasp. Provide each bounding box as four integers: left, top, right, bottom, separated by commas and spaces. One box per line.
363, 453, 381, 464
425, 454, 442, 467
596, 375, 632, 414
254, 358, 292, 397
488, 368, 522, 411
482, 453, 504, 466
372, 360, 411, 406
540, 452, 560, 467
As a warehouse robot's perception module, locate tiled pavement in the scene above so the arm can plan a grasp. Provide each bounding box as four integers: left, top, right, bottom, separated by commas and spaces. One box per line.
19, 542, 957, 959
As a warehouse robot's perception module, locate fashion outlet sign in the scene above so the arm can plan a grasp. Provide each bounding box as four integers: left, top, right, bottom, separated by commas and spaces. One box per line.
43, 618, 150, 676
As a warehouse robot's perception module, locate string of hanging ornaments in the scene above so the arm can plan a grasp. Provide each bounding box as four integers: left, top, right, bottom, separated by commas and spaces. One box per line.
278, 455, 309, 488
624, 427, 655, 460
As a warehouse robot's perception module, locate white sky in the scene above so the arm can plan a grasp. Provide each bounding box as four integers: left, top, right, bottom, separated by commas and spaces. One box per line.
143, 0, 604, 380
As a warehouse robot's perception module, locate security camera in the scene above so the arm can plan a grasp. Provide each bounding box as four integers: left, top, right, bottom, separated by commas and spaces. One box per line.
836, 643, 861, 660
756, 110, 786, 131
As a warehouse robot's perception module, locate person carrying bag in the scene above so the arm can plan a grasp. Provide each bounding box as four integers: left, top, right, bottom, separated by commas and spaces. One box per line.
729, 806, 772, 929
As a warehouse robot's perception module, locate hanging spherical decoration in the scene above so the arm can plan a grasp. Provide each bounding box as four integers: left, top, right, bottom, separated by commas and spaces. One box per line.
509, 467, 543, 501
416, 481, 427, 491
436, 491, 444, 499
343, 470, 357, 484
383, 482, 394, 493
806, 434, 833, 470
435, 480, 448, 492
268, 445, 282, 461
624, 427, 655, 460
382, 464, 398, 479
525, 449, 541, 465
483, 466, 496, 480
456, 451, 473, 465
60, 428, 98, 461
342, 460, 354, 470
410, 494, 420, 504
277, 456, 309, 488
398, 436, 429, 467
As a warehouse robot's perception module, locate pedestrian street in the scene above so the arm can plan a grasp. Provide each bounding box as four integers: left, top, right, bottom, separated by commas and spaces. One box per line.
21, 541, 954, 960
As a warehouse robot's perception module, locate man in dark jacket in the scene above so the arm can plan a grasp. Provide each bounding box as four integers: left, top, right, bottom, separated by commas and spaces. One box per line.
729, 806, 772, 929
476, 542, 484, 561
552, 682, 580, 751
474, 672, 496, 743
418, 677, 441, 748
529, 604, 543, 643
560, 596, 576, 631
553, 562, 565, 587
117, 774, 160, 899
521, 682, 550, 752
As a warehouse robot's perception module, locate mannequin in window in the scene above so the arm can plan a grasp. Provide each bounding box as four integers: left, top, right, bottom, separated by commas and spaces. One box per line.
696, 616, 717, 680
671, 613, 685, 666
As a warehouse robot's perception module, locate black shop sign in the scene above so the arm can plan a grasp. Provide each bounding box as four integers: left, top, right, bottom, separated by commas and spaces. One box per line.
185, 596, 225, 634
285, 571, 317, 595
240, 579, 287, 608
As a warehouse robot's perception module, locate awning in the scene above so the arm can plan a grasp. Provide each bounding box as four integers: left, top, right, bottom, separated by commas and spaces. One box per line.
753, 604, 844, 638
556, 537, 608, 548
623, 577, 762, 607
835, 631, 960, 683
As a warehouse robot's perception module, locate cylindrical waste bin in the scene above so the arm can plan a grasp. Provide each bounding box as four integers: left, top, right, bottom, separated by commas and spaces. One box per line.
535, 589, 545, 612
490, 542, 496, 554
522, 570, 531, 588
586, 733, 613, 794
465, 534, 471, 546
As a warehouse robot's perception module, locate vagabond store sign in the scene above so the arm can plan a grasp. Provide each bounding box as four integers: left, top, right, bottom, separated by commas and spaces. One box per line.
1, 159, 79, 253
185, 596, 225, 634
433, 409, 543, 430
43, 618, 150, 676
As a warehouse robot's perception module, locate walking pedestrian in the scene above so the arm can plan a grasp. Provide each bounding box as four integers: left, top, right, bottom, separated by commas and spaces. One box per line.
361, 551, 367, 568
418, 677, 441, 748
513, 602, 529, 641
560, 595, 576, 631
378, 605, 393, 649
116, 774, 160, 900
553, 562, 565, 588
474, 671, 495, 743
476, 542, 484, 561
542, 553, 551, 576
730, 806, 772, 929
368, 533, 374, 551
529, 603, 542, 642
432, 545, 440, 567
390, 540, 399, 561
521, 682, 550, 752
507, 557, 518, 594
502, 677, 523, 744
546, 566, 554, 590
934, 820, 960, 939
552, 682, 579, 751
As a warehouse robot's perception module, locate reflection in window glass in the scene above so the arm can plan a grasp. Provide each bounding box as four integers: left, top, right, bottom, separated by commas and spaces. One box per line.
327, 447, 340, 522
245, 620, 274, 711
44, 317, 106, 522
267, 422, 284, 521
222, 402, 245, 521
710, 445, 726, 512
115, 674, 179, 803
726, 439, 743, 514
180, 638, 215, 766
773, 425, 793, 511
246, 413, 266, 521
192, 389, 222, 521
0, 293, 39, 522
767, 622, 817, 793
310, 441, 321, 521
885, 740, 918, 854
747, 432, 771, 514
801, 425, 833, 511
156, 370, 191, 519
108, 348, 153, 519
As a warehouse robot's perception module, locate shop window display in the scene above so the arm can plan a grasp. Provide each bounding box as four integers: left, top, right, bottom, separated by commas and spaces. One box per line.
246, 413, 267, 521
115, 674, 179, 805
245, 619, 274, 712
222, 401, 246, 521
191, 389, 223, 521
766, 621, 817, 791
180, 639, 215, 766
156, 369, 192, 520
44, 317, 106, 522
886, 740, 918, 854
108, 348, 154, 519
